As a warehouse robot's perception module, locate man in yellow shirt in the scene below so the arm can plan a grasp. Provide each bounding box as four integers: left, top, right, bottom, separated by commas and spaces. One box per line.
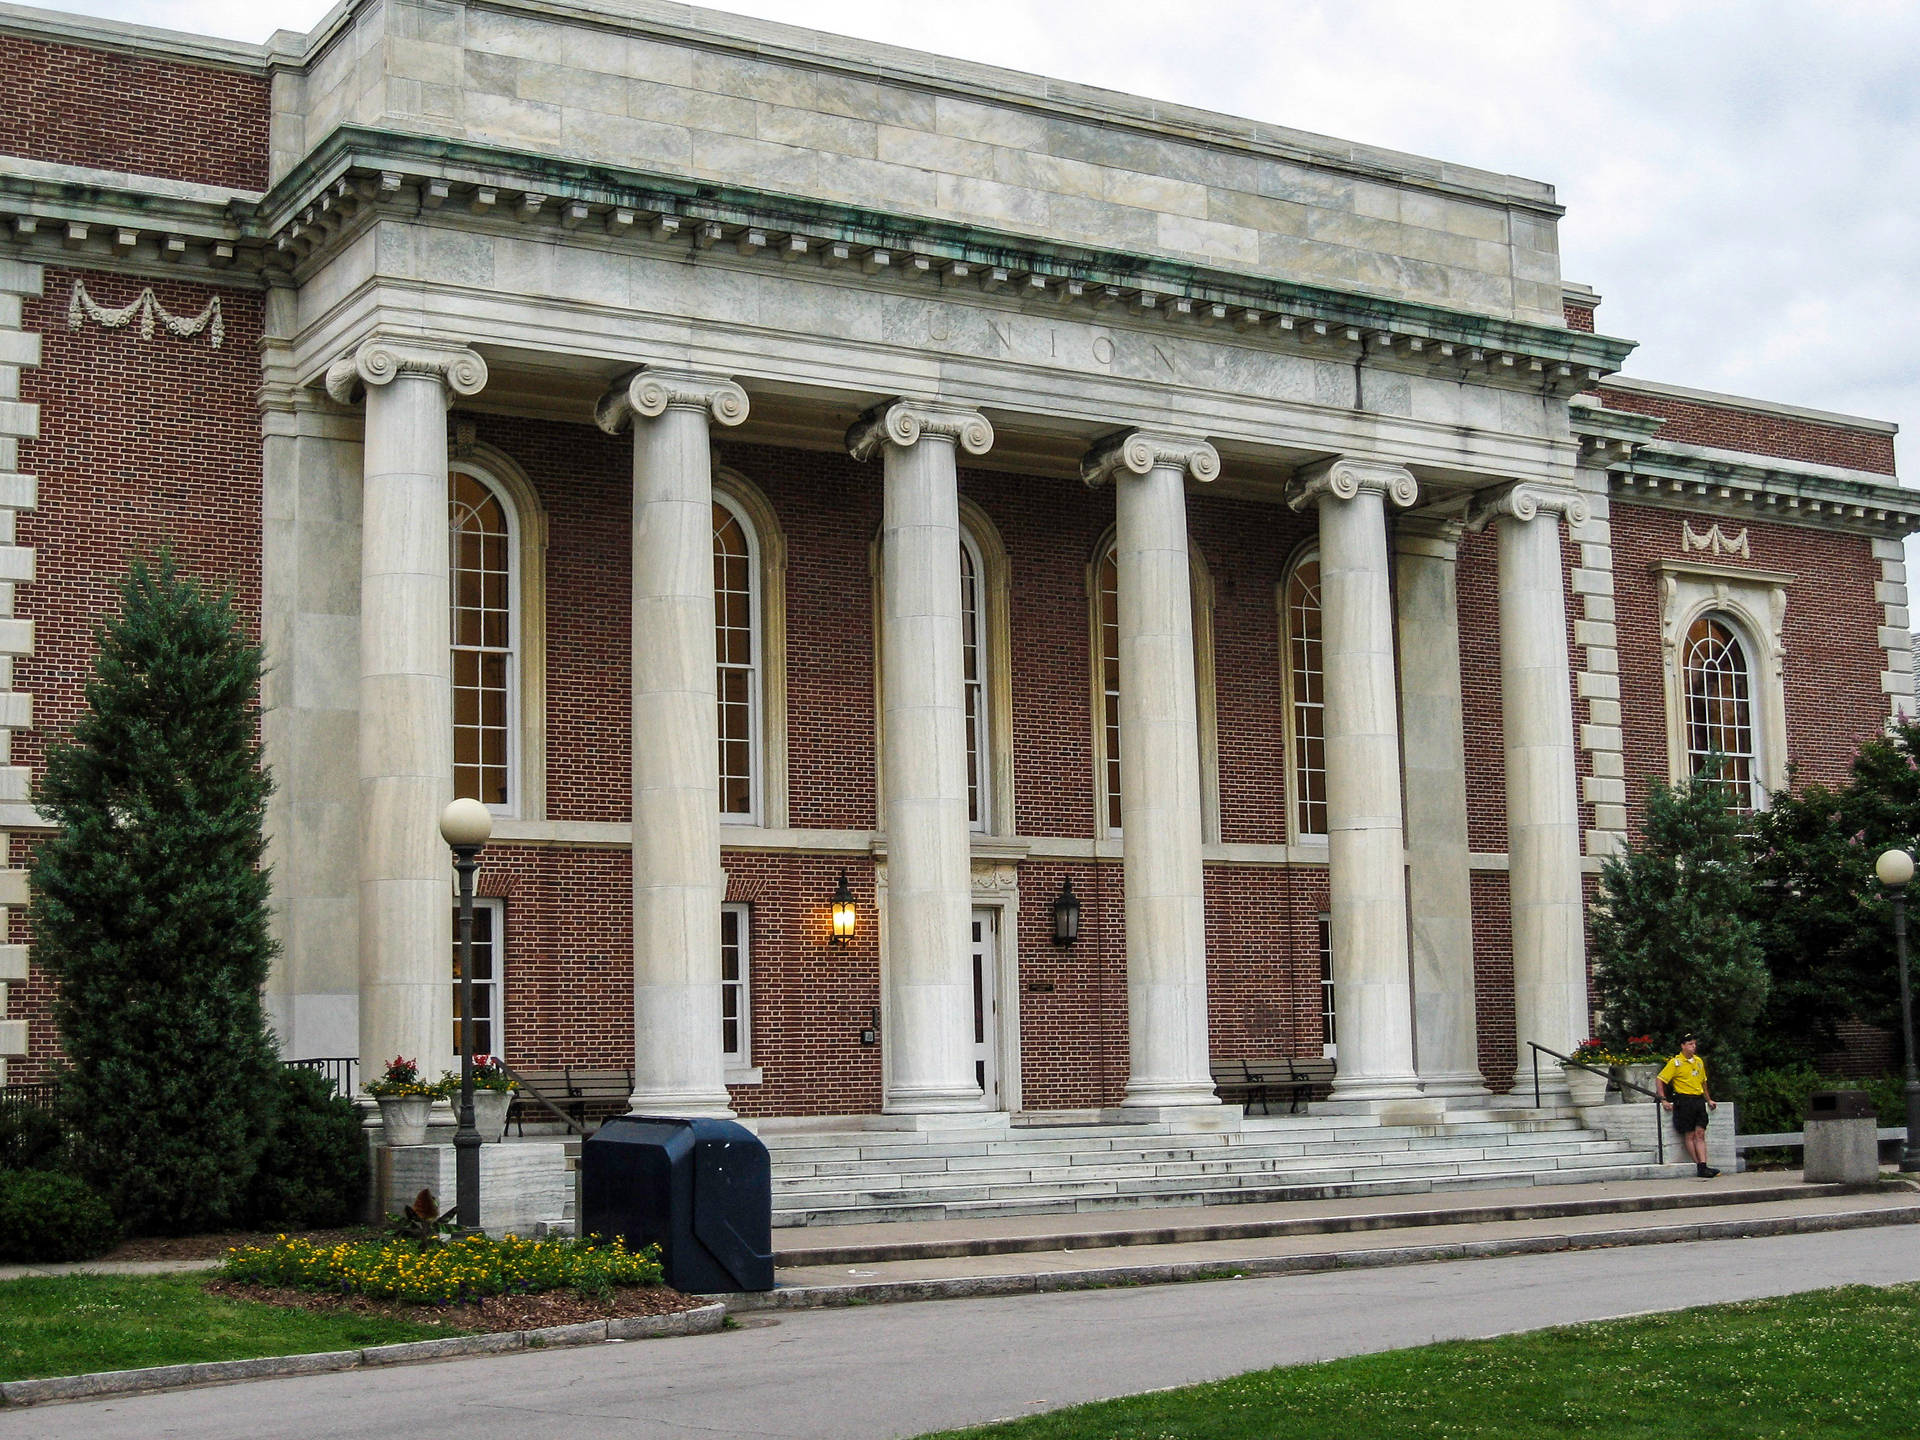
1656, 1033, 1719, 1177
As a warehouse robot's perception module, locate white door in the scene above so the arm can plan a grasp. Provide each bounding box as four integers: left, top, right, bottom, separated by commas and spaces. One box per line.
970, 908, 1000, 1108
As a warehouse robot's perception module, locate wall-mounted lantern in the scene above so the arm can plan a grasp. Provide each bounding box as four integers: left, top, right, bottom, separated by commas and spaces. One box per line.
830, 870, 858, 945
1052, 877, 1081, 946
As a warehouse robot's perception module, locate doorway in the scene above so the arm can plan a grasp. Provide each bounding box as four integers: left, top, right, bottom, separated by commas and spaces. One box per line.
970, 908, 1000, 1108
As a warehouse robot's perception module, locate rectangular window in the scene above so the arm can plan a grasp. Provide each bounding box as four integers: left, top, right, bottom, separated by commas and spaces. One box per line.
1317, 912, 1336, 1058
451, 898, 504, 1058
721, 903, 750, 1066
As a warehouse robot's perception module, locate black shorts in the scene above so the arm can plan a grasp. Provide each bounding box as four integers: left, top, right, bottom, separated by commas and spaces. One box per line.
1671, 1093, 1709, 1133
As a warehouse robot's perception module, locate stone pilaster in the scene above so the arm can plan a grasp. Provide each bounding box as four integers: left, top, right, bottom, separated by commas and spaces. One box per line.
1083, 430, 1221, 1113
325, 338, 487, 1081
1393, 513, 1484, 1097
1289, 457, 1425, 1107
1468, 481, 1592, 1095
850, 399, 995, 1115
597, 367, 749, 1118
0, 258, 40, 1079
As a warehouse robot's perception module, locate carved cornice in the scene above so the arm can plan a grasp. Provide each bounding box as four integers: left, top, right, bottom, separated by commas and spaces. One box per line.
1080, 429, 1220, 487
322, 338, 487, 406
1287, 456, 1417, 512
1465, 481, 1590, 532
846, 400, 993, 462
594, 367, 750, 434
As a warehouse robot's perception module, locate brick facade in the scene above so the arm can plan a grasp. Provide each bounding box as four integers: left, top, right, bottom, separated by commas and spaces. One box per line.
1597, 384, 1897, 476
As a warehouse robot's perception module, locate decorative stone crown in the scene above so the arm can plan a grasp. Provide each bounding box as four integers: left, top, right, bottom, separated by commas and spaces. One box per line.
1080, 429, 1220, 487
1465, 481, 1591, 531
323, 338, 487, 406
846, 400, 994, 461
595, 368, 749, 434
1287, 457, 1418, 511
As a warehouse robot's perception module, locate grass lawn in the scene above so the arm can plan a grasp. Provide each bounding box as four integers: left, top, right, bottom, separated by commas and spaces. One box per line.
0, 1272, 466, 1382
920, 1282, 1920, 1440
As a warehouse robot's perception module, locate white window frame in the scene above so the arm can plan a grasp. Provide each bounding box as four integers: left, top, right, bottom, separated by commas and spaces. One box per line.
720, 902, 760, 1083
713, 491, 764, 826
1654, 560, 1791, 806
959, 526, 991, 833
1317, 911, 1336, 1060
1279, 544, 1328, 844
451, 897, 505, 1059
450, 463, 522, 818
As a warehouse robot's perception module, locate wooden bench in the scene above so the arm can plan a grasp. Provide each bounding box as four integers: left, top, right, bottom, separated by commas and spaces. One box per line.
1211, 1057, 1337, 1115
508, 1066, 634, 1135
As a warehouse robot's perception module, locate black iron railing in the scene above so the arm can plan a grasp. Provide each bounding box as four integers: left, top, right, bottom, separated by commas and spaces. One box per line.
282, 1056, 359, 1100
0, 1080, 57, 1119
1527, 1041, 1663, 1163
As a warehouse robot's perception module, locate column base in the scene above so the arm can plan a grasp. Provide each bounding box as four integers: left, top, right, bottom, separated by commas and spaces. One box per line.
625, 1087, 737, 1120
1097, 1103, 1243, 1133
1122, 1078, 1222, 1108
1418, 1071, 1492, 1098
871, 1109, 1012, 1135
883, 1084, 996, 1120
1314, 1095, 1450, 1125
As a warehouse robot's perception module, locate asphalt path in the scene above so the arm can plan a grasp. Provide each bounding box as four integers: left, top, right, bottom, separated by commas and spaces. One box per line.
10, 1227, 1919, 1440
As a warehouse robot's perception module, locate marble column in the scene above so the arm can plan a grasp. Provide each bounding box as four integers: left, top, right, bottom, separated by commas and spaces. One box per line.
1469, 483, 1591, 1095
596, 368, 749, 1117
1289, 458, 1424, 1105
1082, 431, 1221, 1112
325, 338, 488, 1079
1394, 514, 1486, 1096
848, 400, 994, 1115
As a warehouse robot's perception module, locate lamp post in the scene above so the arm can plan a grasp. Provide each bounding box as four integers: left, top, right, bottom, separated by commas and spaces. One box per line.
440, 797, 494, 1232
1874, 846, 1920, 1173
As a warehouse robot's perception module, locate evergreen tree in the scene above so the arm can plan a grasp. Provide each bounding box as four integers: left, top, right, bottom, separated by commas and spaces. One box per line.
1745, 719, 1920, 1059
30, 555, 280, 1234
1591, 770, 1770, 1074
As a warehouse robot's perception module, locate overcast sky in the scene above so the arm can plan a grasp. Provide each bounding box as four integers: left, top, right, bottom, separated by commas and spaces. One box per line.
19, 0, 1920, 489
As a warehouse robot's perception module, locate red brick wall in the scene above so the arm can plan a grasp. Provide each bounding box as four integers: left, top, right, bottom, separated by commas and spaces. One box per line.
1471, 871, 1515, 1091
7, 266, 265, 1080
1597, 385, 1896, 476
1563, 301, 1595, 333
0, 34, 268, 191
1610, 502, 1885, 826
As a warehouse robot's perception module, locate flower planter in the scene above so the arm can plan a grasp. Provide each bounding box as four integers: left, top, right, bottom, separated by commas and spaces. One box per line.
471, 1088, 511, 1143
1620, 1062, 1661, 1102
376, 1094, 433, 1147
1562, 1062, 1612, 1107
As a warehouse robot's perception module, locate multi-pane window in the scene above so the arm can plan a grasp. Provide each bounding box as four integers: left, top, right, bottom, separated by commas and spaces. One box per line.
960, 533, 989, 832
1683, 614, 1758, 807
1286, 557, 1328, 839
451, 898, 503, 1058
450, 471, 513, 808
714, 500, 759, 821
720, 903, 750, 1066
1097, 549, 1124, 832
1317, 912, 1336, 1057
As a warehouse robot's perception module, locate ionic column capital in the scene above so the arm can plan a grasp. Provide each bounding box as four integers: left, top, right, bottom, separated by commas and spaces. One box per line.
1287, 456, 1417, 512
595, 367, 748, 436
1080, 428, 1219, 487
846, 399, 994, 462
323, 337, 487, 406
1465, 481, 1591, 532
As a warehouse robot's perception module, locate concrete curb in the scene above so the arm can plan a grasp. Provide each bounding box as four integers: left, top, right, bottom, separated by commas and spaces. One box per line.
772, 1181, 1869, 1267
0, 1302, 727, 1408
729, 1203, 1920, 1311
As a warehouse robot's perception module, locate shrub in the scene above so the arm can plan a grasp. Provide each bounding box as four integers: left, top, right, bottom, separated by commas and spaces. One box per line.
248, 1068, 370, 1231
220, 1233, 664, 1305
1738, 1066, 1909, 1134
30, 556, 281, 1235
0, 1170, 122, 1262
0, 1103, 64, 1172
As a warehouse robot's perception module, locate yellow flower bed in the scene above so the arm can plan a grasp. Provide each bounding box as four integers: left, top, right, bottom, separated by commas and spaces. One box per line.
221, 1233, 664, 1305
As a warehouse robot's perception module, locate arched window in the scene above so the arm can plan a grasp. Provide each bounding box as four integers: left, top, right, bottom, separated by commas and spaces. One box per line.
1090, 536, 1220, 840
1683, 613, 1759, 807
1282, 551, 1328, 840
713, 495, 761, 822
960, 528, 990, 832
450, 469, 516, 810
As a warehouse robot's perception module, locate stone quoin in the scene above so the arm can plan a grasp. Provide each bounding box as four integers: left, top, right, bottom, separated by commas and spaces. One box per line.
0, 0, 1908, 1133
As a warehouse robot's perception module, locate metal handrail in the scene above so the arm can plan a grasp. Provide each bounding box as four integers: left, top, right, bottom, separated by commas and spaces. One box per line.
282, 1056, 358, 1100
1528, 1041, 1664, 1163
493, 1056, 589, 1135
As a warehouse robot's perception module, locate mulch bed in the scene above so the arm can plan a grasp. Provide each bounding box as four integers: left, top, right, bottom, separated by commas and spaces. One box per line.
203, 1279, 707, 1333
106, 1228, 380, 1263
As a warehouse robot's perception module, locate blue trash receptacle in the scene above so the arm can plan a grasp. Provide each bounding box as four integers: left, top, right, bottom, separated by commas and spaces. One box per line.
580, 1115, 774, 1292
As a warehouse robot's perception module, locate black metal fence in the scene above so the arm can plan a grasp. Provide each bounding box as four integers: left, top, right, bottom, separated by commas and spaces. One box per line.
282, 1056, 359, 1100
0, 1080, 58, 1120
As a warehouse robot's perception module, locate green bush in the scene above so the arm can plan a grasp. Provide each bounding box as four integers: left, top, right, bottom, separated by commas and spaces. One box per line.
221, 1232, 664, 1305
248, 1068, 370, 1230
0, 1170, 122, 1262
0, 1104, 64, 1172
1738, 1066, 1909, 1134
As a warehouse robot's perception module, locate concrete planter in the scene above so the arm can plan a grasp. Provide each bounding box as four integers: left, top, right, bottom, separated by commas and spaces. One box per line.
472, 1088, 511, 1143
376, 1095, 433, 1147
1619, 1062, 1661, 1101
1562, 1062, 1612, 1106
